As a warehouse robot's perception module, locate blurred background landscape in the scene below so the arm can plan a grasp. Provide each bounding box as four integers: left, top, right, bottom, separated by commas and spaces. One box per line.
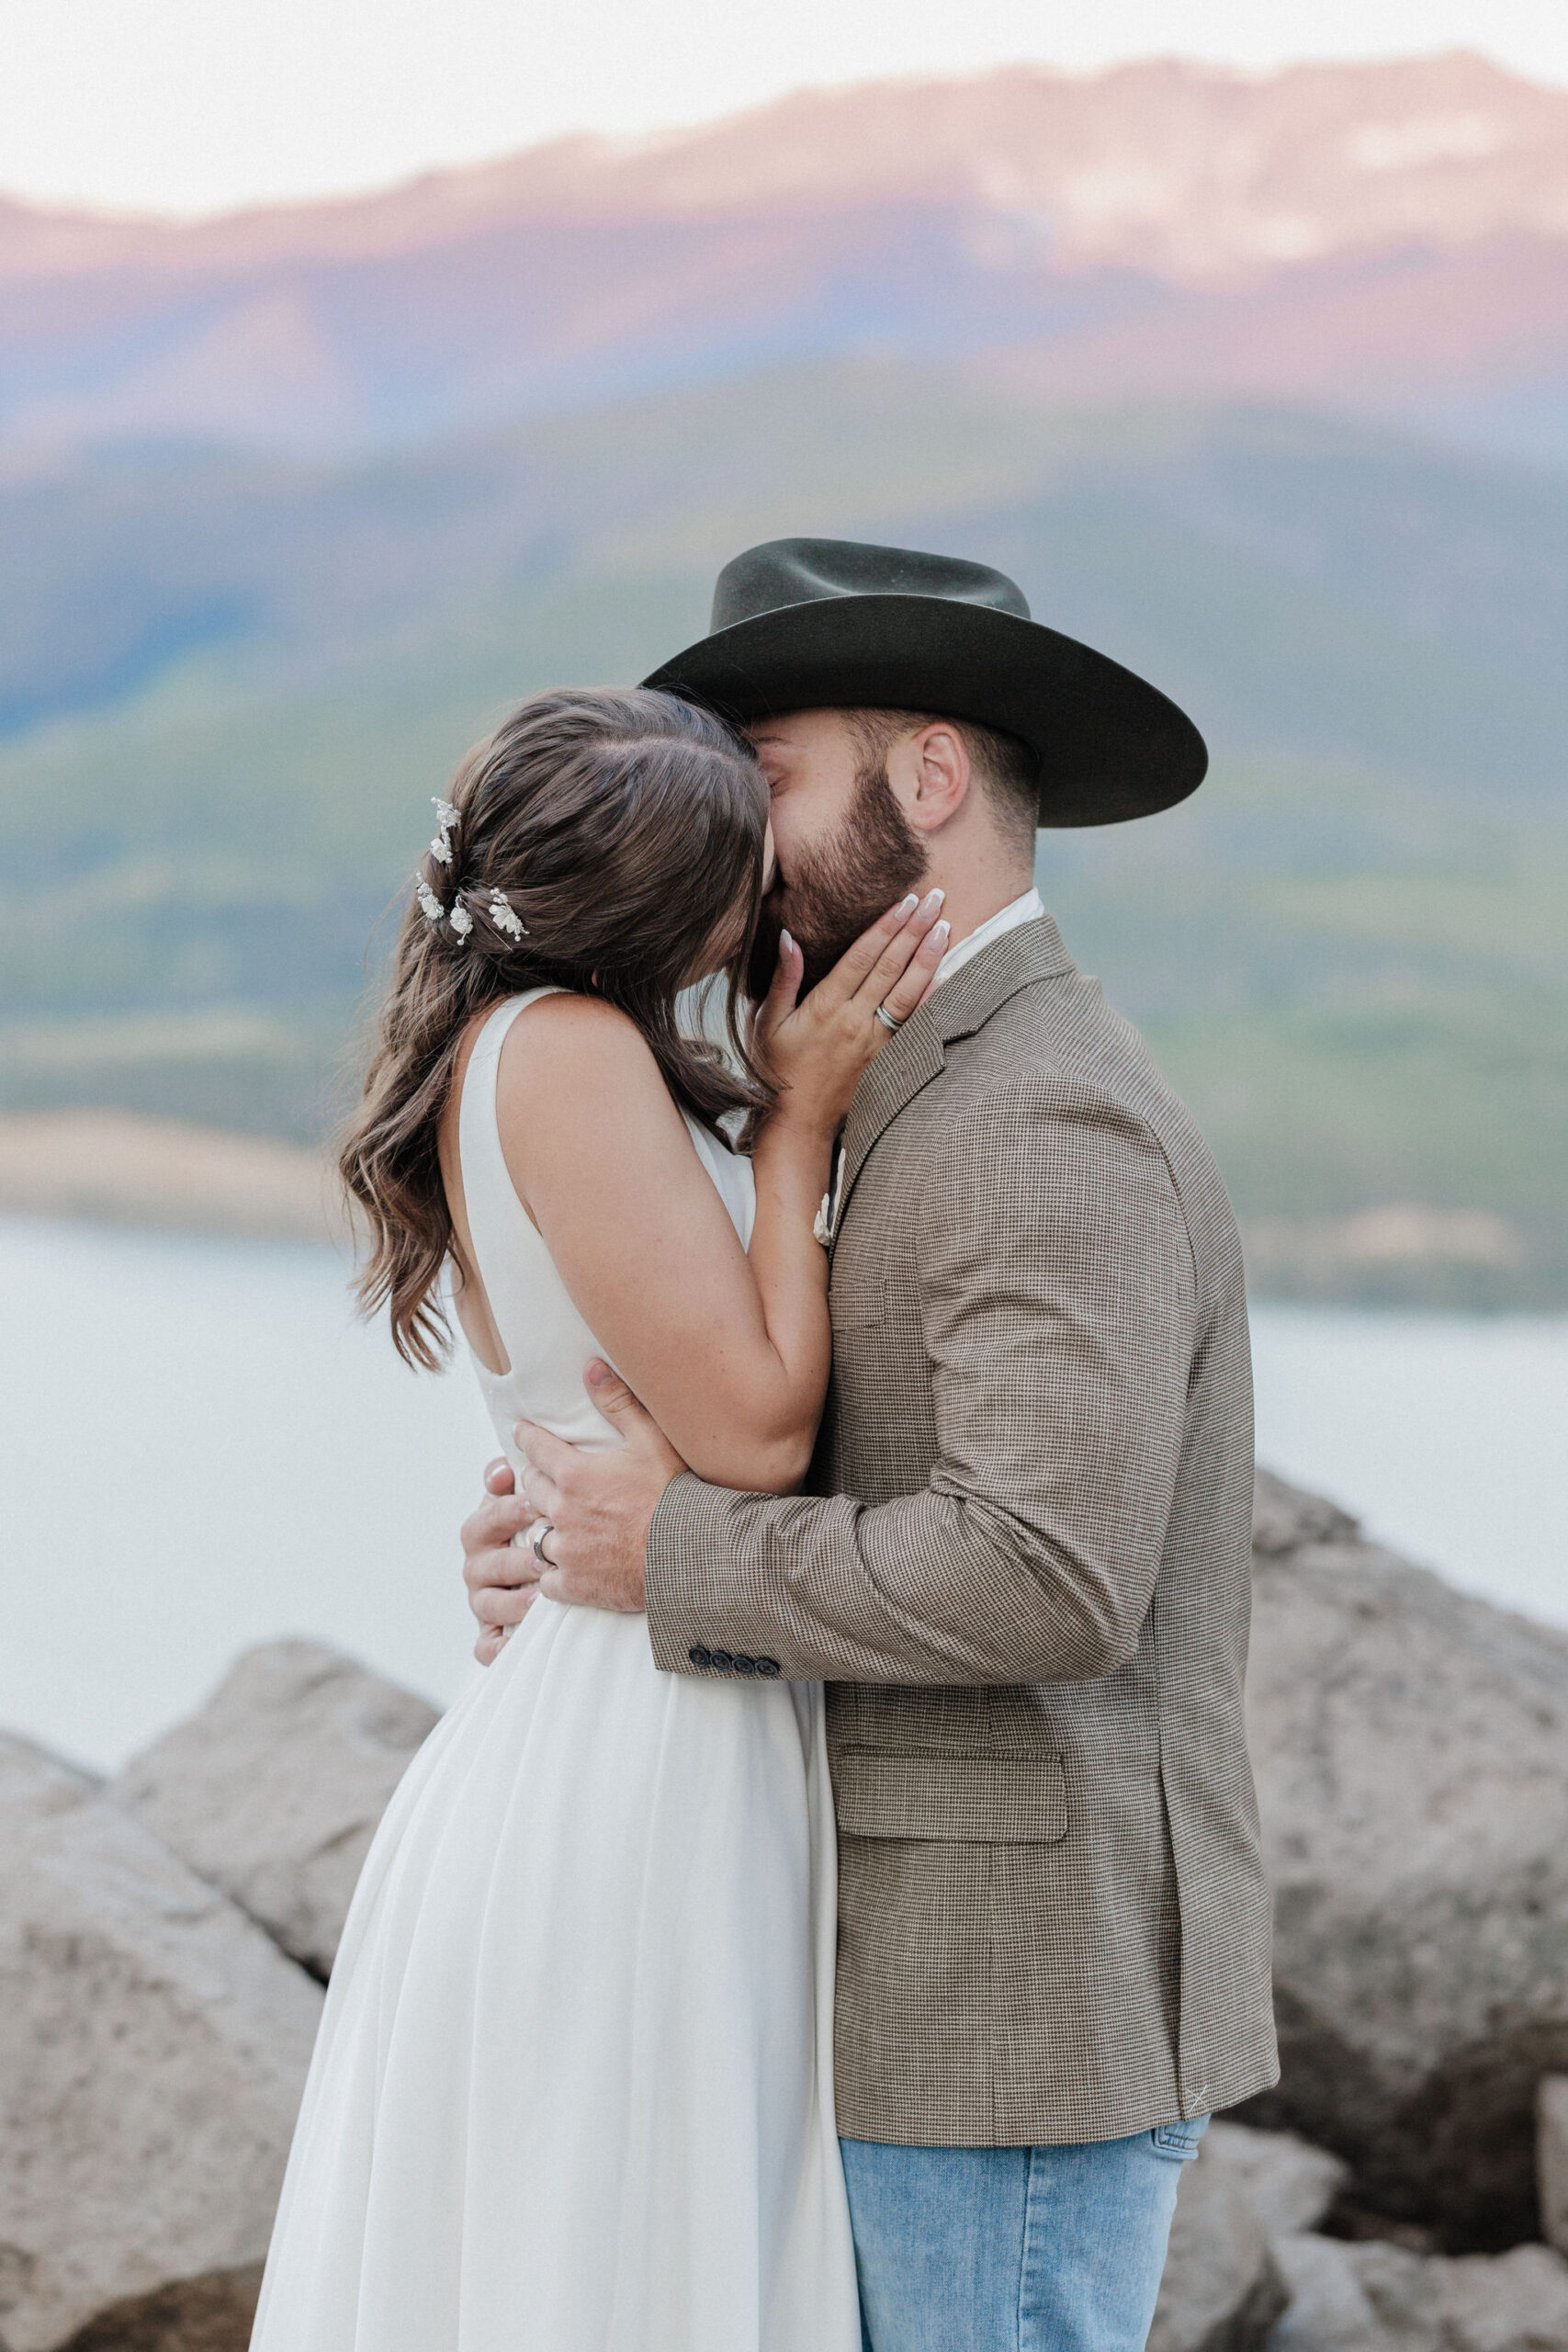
4, 48, 1567, 1308
6, 23, 1568, 2345
3, 23, 1567, 1770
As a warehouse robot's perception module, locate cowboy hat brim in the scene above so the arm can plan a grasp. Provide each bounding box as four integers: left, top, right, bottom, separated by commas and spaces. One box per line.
641, 594, 1206, 827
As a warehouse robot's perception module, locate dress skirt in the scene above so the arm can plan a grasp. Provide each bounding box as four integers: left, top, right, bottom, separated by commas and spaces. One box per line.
250, 1596, 860, 2351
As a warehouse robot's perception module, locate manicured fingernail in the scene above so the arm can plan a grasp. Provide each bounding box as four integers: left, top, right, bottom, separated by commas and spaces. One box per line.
780, 929, 794, 956
897, 894, 919, 917
922, 888, 945, 912
931, 921, 951, 949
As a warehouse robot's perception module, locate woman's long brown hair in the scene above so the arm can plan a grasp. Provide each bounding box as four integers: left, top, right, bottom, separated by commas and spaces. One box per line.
341, 687, 773, 1368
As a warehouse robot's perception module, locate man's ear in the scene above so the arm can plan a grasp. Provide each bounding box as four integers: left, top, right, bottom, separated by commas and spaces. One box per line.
892, 723, 971, 835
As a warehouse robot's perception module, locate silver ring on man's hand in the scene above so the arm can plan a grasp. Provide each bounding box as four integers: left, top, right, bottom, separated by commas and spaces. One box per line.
874, 1002, 904, 1033
530, 1521, 557, 1567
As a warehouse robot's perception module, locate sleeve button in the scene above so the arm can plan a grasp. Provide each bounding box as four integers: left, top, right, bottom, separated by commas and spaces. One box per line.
756, 1657, 782, 1679
688, 1645, 712, 1668
709, 1649, 733, 1671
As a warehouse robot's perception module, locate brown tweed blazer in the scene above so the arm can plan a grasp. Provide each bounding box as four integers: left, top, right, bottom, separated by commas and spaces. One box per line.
646, 915, 1279, 2147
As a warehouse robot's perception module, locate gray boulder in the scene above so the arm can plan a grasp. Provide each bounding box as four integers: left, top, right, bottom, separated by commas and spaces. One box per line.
1243, 1472, 1568, 2249
0, 1734, 321, 2352
53, 2264, 264, 2351
1150, 2126, 1304, 2351
1202, 2122, 1349, 2242
1269, 2234, 1568, 2350
114, 1641, 439, 1980
1542, 2076, 1568, 2256
1435, 2245, 1568, 2351
1251, 1472, 1359, 1560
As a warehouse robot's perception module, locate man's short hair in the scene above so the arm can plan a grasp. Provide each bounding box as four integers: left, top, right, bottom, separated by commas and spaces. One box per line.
846, 709, 1039, 853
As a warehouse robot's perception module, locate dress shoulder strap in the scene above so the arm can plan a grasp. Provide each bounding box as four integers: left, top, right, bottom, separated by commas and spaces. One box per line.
463, 988, 568, 1107
457, 989, 569, 1282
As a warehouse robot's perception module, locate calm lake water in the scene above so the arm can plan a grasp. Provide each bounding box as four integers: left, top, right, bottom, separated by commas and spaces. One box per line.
3, 1216, 1565, 1772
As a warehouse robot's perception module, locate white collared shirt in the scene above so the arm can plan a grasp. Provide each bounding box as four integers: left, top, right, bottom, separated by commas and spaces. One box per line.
930, 886, 1044, 990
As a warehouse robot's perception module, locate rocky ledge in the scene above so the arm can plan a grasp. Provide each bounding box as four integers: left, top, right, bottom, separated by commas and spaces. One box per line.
1, 1473, 1565, 2350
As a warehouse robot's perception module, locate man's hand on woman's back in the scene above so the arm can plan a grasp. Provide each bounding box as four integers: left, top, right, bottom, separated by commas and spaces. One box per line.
461, 1362, 684, 1658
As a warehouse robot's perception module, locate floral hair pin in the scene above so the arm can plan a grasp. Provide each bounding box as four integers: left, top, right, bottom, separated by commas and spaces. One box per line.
429, 797, 459, 865
415, 872, 473, 944
489, 888, 527, 940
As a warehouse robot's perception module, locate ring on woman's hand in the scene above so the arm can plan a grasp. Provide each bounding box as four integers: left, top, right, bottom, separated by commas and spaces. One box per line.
530, 1521, 557, 1567
874, 1002, 904, 1034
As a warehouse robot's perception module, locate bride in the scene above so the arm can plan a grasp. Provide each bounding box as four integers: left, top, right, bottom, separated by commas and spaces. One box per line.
250, 685, 948, 2351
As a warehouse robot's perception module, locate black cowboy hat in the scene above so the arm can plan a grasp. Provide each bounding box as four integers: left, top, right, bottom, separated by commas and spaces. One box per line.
641, 536, 1206, 827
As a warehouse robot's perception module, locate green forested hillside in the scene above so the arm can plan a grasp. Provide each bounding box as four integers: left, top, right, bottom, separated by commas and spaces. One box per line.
4, 365, 1565, 1298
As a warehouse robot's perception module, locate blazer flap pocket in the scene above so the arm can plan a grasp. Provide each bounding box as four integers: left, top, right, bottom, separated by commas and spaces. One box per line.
829, 1281, 887, 1331
835, 1751, 1067, 1844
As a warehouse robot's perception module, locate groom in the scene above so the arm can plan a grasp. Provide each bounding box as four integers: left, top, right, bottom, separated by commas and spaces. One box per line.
461, 538, 1279, 2350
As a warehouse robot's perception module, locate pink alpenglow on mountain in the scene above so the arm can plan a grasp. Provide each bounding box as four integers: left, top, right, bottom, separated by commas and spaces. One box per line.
1, 51, 1564, 458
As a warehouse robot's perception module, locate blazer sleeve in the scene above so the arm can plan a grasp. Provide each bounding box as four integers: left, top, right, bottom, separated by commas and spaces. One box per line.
644, 1072, 1199, 1686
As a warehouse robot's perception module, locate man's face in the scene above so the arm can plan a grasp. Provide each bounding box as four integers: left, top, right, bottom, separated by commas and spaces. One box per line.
746, 709, 929, 993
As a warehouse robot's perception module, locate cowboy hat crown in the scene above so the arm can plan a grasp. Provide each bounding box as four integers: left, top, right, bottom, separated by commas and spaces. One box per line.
642, 536, 1206, 827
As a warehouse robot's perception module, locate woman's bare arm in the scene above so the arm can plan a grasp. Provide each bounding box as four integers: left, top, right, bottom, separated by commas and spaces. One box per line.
495, 900, 946, 1495
498, 994, 819, 1491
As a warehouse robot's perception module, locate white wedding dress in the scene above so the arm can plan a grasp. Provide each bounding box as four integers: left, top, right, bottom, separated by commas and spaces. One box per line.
252, 991, 861, 2352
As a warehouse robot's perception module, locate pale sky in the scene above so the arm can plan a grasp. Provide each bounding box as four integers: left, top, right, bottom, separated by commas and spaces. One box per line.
5, 0, 1566, 219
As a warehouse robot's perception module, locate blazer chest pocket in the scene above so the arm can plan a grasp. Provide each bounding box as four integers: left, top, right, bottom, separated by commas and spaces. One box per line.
835, 1751, 1067, 1844
829, 1281, 887, 1332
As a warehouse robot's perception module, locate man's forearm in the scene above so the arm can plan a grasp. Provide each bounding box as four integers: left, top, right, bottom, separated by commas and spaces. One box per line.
647, 1080, 1194, 1689
644, 1472, 1165, 1686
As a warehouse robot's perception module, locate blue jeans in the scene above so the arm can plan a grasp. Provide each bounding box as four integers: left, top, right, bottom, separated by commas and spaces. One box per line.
840, 2119, 1208, 2352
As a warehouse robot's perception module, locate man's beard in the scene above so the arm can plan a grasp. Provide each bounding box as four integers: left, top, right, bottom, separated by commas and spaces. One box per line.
748, 756, 930, 999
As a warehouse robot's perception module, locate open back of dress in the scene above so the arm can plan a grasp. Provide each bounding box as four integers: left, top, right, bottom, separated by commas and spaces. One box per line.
251, 992, 859, 2352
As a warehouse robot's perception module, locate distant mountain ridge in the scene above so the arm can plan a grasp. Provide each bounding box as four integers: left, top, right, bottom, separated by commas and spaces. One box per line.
4, 369, 1566, 1302
2, 51, 1566, 461
5, 62, 1567, 1296
5, 52, 1566, 278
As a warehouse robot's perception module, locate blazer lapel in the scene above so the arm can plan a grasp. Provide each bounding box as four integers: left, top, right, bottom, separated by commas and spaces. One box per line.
830, 915, 1077, 1250
833, 1021, 945, 1242
930, 912, 1076, 1045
